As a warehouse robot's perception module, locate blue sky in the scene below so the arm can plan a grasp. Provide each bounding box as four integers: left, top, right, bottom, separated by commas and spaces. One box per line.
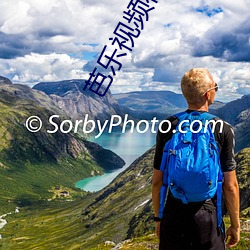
0, 0, 249, 102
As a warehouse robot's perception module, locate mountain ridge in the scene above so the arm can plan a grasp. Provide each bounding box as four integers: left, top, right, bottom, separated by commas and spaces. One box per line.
114, 90, 225, 118
213, 94, 250, 152
213, 94, 250, 125
0, 76, 12, 85
33, 79, 124, 123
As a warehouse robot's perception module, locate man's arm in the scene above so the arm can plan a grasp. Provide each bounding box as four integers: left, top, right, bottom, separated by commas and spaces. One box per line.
223, 170, 240, 248
152, 169, 163, 217
152, 169, 163, 238
152, 117, 176, 239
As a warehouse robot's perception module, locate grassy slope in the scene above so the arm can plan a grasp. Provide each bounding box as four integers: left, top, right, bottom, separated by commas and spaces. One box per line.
1, 203, 249, 250
89, 219, 250, 250
0, 199, 89, 250
0, 149, 154, 249
235, 148, 250, 214
1, 148, 249, 249
0, 90, 107, 213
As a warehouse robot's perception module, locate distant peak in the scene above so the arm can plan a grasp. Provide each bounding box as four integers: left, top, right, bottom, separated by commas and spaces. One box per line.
0, 76, 12, 85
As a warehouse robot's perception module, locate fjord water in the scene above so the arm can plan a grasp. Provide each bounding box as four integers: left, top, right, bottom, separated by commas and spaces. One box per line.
75, 129, 156, 192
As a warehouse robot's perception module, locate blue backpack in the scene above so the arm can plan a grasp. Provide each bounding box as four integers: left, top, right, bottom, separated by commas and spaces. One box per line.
158, 111, 223, 228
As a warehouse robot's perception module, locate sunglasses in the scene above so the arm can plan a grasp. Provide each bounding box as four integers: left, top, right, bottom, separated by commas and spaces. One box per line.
203, 83, 218, 95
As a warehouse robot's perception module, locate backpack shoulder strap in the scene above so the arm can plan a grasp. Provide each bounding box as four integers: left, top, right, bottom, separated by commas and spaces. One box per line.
201, 112, 223, 230
174, 111, 217, 121
173, 111, 189, 121
201, 112, 217, 120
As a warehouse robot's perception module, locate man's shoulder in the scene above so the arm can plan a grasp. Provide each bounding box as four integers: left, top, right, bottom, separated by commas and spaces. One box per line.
160, 111, 234, 135
160, 115, 179, 131
211, 116, 234, 133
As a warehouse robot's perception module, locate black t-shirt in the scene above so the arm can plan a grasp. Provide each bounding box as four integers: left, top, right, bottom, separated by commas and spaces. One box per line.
153, 110, 237, 172
154, 110, 237, 210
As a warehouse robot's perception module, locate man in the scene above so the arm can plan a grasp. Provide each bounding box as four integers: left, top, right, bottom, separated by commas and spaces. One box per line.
152, 68, 240, 249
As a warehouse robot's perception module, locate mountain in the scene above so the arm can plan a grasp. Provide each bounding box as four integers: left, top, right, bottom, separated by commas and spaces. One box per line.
212, 94, 250, 152
0, 76, 12, 85
32, 82, 226, 122
114, 91, 225, 120
114, 91, 186, 119
0, 77, 248, 249
213, 94, 250, 126
0, 79, 125, 212
209, 100, 225, 110
234, 109, 250, 152
33, 79, 124, 123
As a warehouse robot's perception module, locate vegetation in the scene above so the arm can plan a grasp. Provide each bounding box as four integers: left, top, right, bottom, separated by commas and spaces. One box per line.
0, 82, 249, 249
0, 199, 88, 250
235, 148, 250, 214
1, 208, 249, 250
1, 147, 249, 249
0, 84, 123, 214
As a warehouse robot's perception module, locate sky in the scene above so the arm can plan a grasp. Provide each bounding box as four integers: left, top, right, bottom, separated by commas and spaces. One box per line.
0, 0, 249, 102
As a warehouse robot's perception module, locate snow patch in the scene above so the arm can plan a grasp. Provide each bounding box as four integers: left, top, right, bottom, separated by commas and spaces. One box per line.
134, 199, 150, 210
138, 185, 145, 190
0, 219, 7, 229
0, 207, 20, 238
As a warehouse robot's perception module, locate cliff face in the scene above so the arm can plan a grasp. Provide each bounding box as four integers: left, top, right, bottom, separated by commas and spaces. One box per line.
33, 79, 123, 122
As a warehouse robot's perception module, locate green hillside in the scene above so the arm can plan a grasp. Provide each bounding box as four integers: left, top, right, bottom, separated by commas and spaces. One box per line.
0, 84, 124, 213
1, 147, 249, 249
0, 148, 155, 249
235, 147, 250, 214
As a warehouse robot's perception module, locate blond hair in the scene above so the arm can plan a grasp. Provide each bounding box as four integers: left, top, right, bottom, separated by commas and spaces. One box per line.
181, 68, 214, 104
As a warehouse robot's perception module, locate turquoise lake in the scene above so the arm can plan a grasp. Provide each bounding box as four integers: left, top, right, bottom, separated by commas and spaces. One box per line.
75, 129, 156, 192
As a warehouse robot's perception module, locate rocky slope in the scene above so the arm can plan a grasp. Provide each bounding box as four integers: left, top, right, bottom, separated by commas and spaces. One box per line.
33, 79, 124, 123
234, 108, 250, 152
208, 94, 250, 152
0, 79, 125, 212
0, 76, 12, 85
213, 94, 250, 126
235, 148, 250, 214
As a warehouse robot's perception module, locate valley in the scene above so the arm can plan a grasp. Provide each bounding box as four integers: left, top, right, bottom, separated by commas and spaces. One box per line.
0, 76, 249, 249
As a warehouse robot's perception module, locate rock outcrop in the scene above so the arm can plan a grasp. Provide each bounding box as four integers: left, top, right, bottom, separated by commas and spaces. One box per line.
33, 79, 124, 123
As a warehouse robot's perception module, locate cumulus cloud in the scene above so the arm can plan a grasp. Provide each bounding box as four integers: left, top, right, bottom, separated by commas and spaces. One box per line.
0, 0, 249, 101
0, 53, 88, 86
192, 18, 250, 62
